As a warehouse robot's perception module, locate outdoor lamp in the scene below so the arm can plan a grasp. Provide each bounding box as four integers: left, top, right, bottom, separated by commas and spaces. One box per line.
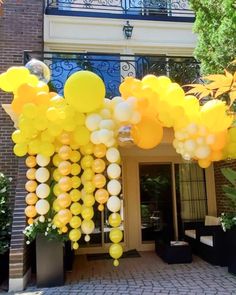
123, 21, 133, 39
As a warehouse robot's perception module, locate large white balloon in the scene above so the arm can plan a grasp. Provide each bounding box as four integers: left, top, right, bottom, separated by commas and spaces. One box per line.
107, 163, 121, 179
107, 180, 121, 195
35, 167, 50, 183
36, 154, 50, 167
36, 183, 50, 199
81, 219, 95, 234
184, 139, 196, 152
194, 145, 211, 159
104, 138, 116, 148
107, 195, 121, 212
85, 114, 102, 131
114, 102, 133, 122
106, 147, 120, 163
98, 129, 113, 143
35, 199, 50, 215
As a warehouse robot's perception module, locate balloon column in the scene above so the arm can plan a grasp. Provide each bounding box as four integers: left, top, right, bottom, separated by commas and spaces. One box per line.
0, 60, 234, 266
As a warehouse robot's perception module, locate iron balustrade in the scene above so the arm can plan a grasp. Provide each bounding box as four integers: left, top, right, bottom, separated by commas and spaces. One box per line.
24, 51, 200, 98
45, 0, 194, 21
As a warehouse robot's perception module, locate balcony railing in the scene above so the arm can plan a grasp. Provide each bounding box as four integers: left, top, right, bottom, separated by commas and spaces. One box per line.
45, 0, 194, 22
24, 51, 200, 98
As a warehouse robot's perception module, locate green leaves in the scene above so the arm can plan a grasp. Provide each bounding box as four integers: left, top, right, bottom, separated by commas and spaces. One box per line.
221, 167, 236, 186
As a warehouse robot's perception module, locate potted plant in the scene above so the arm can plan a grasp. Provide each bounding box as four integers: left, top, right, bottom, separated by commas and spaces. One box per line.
24, 207, 69, 287
220, 167, 236, 275
0, 173, 12, 285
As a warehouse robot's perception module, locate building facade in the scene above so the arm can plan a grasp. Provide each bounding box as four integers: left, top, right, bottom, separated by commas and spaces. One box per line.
0, 0, 235, 291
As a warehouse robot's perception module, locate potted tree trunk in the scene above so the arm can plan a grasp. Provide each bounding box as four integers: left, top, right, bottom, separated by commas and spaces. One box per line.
0, 173, 12, 286
221, 168, 236, 275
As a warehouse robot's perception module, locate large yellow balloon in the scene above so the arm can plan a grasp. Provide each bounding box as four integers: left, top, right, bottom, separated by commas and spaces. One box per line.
64, 71, 105, 113
131, 115, 163, 149
109, 243, 123, 260
109, 228, 123, 244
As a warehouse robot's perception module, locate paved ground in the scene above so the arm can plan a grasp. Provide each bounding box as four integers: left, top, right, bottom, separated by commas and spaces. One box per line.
3, 252, 236, 295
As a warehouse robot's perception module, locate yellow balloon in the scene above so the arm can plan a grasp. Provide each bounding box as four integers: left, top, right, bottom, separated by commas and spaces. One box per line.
84, 181, 95, 194
80, 142, 94, 155
14, 143, 28, 157
58, 161, 72, 176
53, 199, 61, 212
25, 180, 37, 193
71, 176, 81, 189
82, 168, 94, 181
57, 209, 72, 225
92, 173, 106, 188
57, 193, 72, 208
93, 144, 107, 158
82, 194, 95, 207
53, 183, 62, 197
198, 159, 211, 169
92, 159, 106, 173
73, 126, 90, 146
64, 71, 105, 113
70, 216, 82, 229
81, 155, 94, 169
53, 169, 62, 182
69, 229, 81, 242
70, 163, 80, 176
109, 228, 123, 243
95, 188, 109, 205
81, 206, 94, 220
70, 202, 82, 215
25, 205, 37, 218
109, 243, 123, 260
70, 150, 81, 163
58, 176, 72, 192
12, 130, 26, 144
131, 116, 163, 149
108, 213, 122, 227
70, 189, 82, 202
25, 193, 38, 205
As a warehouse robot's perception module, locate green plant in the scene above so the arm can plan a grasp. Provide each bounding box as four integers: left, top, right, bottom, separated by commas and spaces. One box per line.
0, 173, 12, 255
189, 0, 236, 75
220, 167, 236, 231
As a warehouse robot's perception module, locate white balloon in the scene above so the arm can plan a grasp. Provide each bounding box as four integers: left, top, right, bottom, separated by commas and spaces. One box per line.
114, 102, 133, 122
36, 183, 50, 199
175, 131, 187, 141
85, 114, 102, 131
90, 131, 101, 144
183, 153, 191, 161
36, 154, 50, 167
107, 179, 121, 195
99, 119, 115, 130
104, 98, 113, 110
184, 139, 197, 152
100, 108, 112, 119
107, 163, 121, 179
106, 147, 120, 163
111, 96, 123, 108
35, 199, 50, 215
107, 196, 121, 212
98, 129, 113, 143
194, 145, 211, 159
35, 167, 50, 183
126, 96, 138, 107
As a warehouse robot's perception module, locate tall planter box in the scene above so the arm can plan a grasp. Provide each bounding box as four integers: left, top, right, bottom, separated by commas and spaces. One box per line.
227, 227, 236, 275
0, 251, 9, 285
36, 235, 64, 287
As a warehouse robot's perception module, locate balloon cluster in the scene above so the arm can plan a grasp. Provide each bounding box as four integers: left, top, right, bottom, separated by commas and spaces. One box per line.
0, 60, 235, 266
119, 75, 233, 168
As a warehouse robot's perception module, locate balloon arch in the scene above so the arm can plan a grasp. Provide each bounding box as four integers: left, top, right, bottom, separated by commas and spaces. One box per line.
0, 60, 235, 266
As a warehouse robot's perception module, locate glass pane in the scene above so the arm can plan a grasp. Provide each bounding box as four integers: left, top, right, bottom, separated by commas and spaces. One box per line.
175, 163, 207, 238
139, 164, 173, 243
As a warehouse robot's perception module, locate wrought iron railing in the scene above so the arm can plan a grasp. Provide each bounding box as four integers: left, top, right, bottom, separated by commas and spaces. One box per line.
24, 51, 200, 98
45, 0, 194, 21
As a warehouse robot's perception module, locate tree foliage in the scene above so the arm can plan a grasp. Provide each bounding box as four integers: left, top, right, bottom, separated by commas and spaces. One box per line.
189, 0, 236, 75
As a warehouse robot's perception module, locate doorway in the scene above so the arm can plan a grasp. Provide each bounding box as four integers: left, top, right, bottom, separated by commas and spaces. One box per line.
139, 164, 174, 245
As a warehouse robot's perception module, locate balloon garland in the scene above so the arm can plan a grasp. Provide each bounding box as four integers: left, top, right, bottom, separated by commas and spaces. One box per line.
0, 60, 235, 266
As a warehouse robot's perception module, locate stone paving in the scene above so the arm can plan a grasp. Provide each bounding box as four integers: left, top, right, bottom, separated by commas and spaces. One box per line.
4, 252, 236, 295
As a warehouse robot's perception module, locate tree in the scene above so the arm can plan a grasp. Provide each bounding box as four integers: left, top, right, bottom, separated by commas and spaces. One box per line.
189, 0, 236, 75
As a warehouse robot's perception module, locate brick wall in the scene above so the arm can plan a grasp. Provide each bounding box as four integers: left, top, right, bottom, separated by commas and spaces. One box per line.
214, 160, 236, 215
0, 0, 43, 287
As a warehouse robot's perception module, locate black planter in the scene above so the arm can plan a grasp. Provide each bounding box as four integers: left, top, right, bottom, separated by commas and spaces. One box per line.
64, 241, 74, 272
227, 227, 236, 275
0, 251, 9, 284
36, 235, 64, 288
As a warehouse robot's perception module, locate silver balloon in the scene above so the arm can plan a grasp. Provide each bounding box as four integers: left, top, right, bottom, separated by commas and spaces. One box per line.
25, 58, 51, 83
118, 125, 134, 147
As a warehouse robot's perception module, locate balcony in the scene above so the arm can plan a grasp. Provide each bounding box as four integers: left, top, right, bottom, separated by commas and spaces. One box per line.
45, 0, 194, 22
24, 51, 200, 98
